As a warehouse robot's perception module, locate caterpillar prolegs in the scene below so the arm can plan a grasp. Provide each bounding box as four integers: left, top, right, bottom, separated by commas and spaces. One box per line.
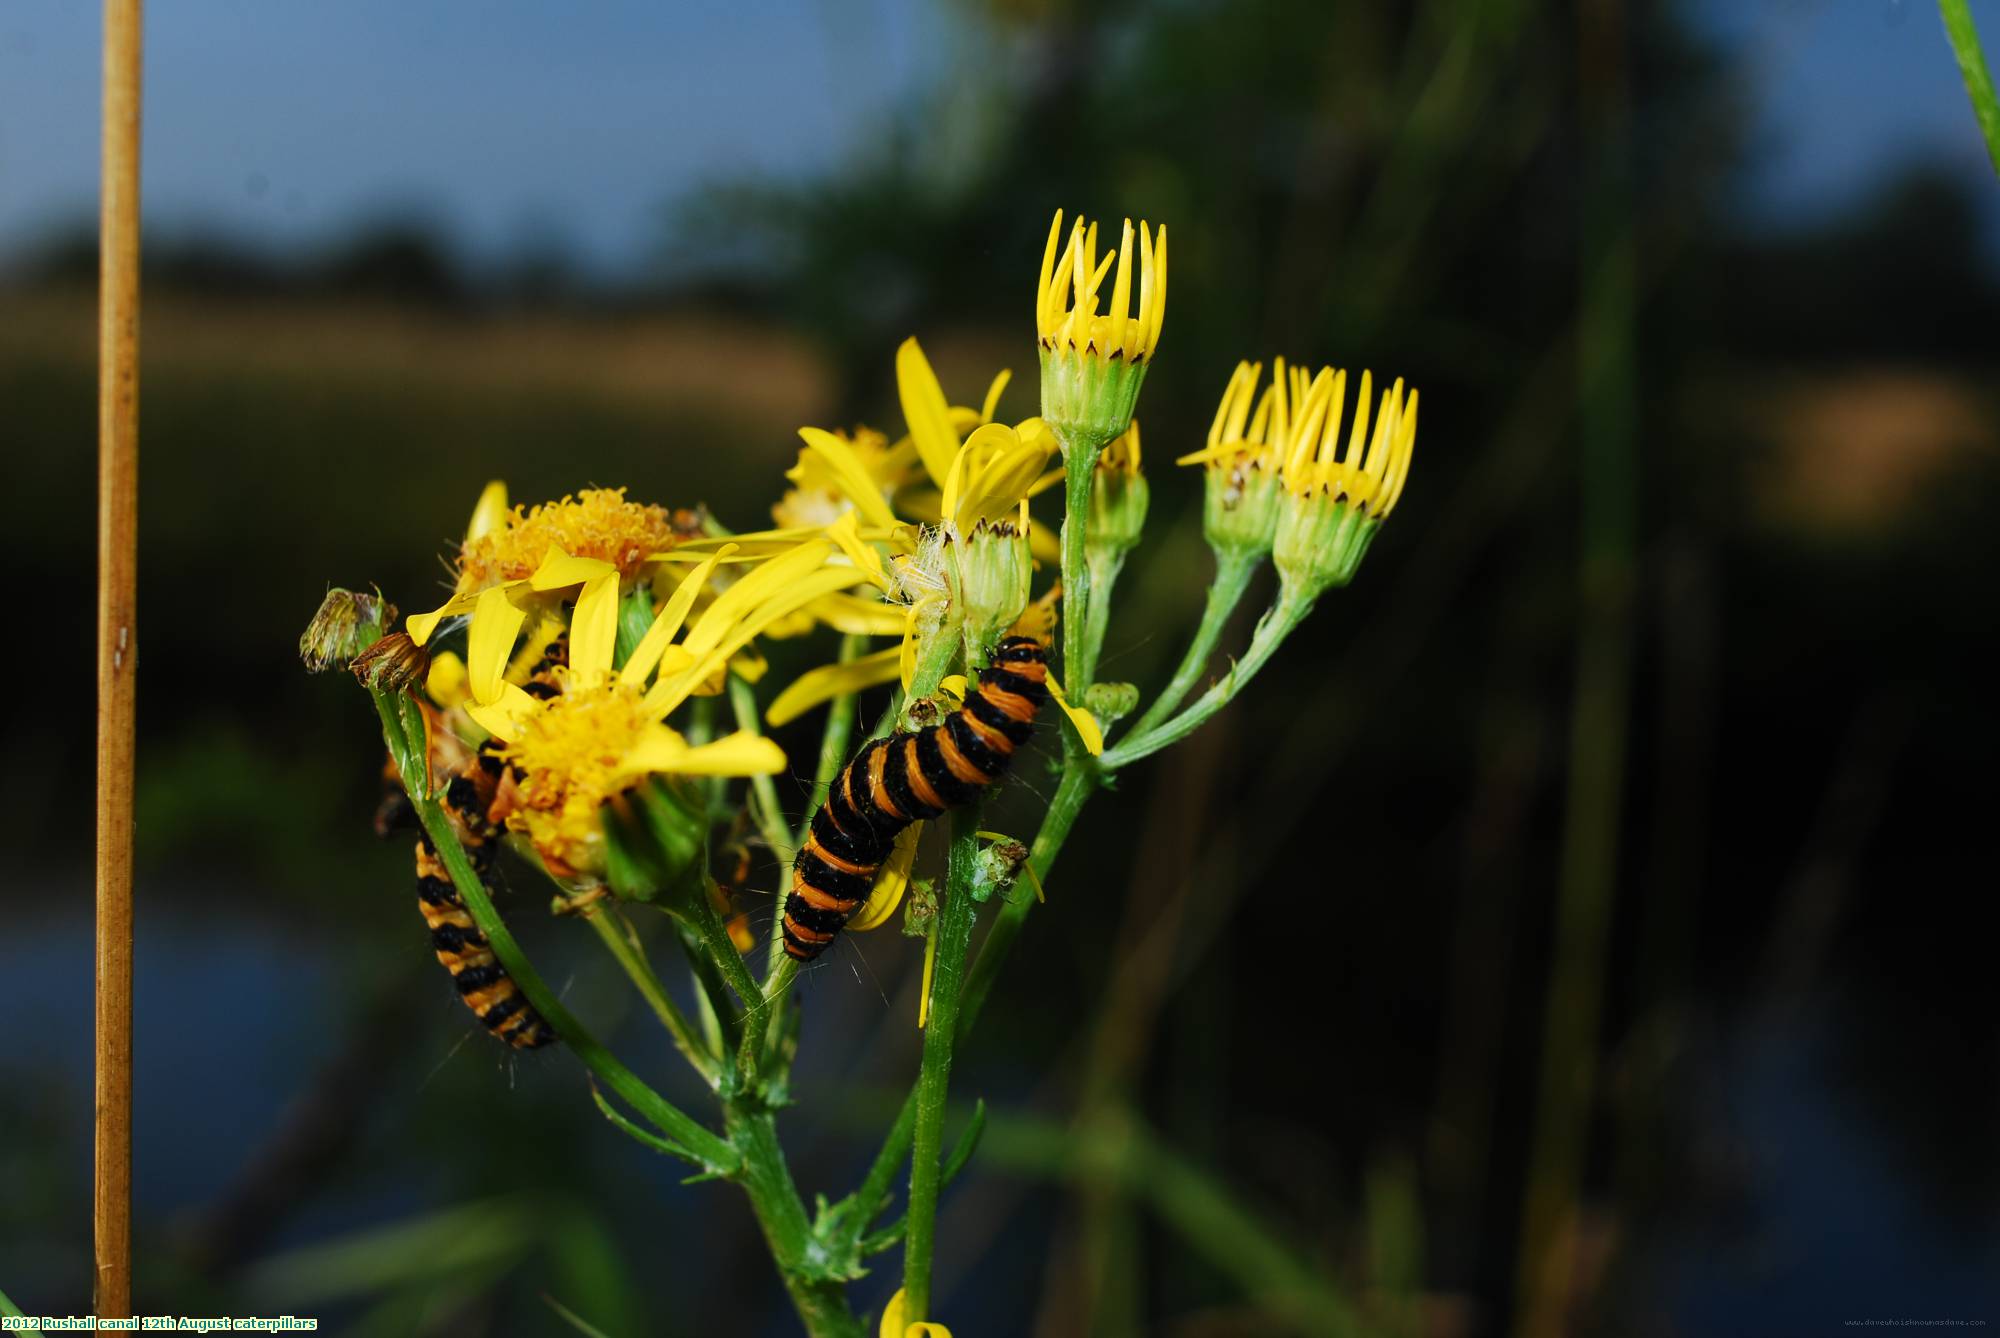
783, 636, 1050, 962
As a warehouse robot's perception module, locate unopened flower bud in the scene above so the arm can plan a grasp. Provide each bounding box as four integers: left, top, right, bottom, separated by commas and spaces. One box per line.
300, 587, 395, 671
1272, 370, 1417, 599
1035, 212, 1167, 454
1081, 680, 1140, 726
350, 631, 431, 693
1089, 424, 1149, 557
956, 517, 1033, 652
1204, 460, 1284, 560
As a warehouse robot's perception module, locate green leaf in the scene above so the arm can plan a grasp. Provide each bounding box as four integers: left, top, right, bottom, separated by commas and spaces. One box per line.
588, 1082, 706, 1167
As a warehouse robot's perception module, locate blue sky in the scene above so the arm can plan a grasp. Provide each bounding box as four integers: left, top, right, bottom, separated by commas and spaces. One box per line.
0, 0, 1993, 279
0, 0, 940, 278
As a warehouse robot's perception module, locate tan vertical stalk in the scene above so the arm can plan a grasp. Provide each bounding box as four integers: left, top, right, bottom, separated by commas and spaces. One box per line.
96, 0, 143, 1318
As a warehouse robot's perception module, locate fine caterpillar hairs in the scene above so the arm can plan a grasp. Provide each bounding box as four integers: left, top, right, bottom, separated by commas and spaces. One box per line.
415, 740, 558, 1049
784, 636, 1050, 962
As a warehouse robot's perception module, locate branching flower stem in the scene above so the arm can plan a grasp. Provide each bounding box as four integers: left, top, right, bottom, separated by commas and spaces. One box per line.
1122, 551, 1262, 743
898, 803, 987, 1324
1100, 586, 1315, 771
581, 901, 720, 1085
368, 689, 738, 1175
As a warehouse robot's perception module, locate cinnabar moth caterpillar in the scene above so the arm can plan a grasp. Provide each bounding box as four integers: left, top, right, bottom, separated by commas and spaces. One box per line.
410, 737, 557, 1050
783, 636, 1050, 962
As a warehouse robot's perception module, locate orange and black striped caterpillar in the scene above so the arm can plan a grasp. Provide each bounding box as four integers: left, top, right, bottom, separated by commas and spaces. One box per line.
379, 719, 558, 1051
416, 744, 558, 1049
784, 636, 1050, 962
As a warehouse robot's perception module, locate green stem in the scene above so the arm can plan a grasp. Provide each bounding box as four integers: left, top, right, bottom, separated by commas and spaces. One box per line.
905, 616, 965, 704
369, 691, 737, 1174
899, 805, 985, 1324
673, 916, 738, 1057
1100, 586, 1314, 771
581, 903, 719, 1085
1942, 0, 2000, 174
725, 1103, 866, 1338
732, 674, 795, 870
838, 762, 1100, 1253
1078, 548, 1126, 689
1059, 438, 1106, 713
757, 631, 867, 1043
1123, 551, 1261, 743
0, 1286, 40, 1335
960, 761, 1096, 1031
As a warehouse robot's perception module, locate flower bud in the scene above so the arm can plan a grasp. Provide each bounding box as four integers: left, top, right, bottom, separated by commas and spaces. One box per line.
299, 587, 394, 672
1035, 212, 1167, 454
1203, 459, 1285, 560
350, 631, 431, 693
1272, 369, 1417, 599
1089, 425, 1149, 557
955, 517, 1033, 653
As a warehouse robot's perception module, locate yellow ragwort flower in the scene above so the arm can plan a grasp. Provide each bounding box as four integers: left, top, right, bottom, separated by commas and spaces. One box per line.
405, 483, 697, 674
458, 483, 688, 590
1176, 360, 1297, 560
1036, 210, 1167, 450
457, 540, 872, 876
1036, 211, 1166, 364
1272, 366, 1418, 595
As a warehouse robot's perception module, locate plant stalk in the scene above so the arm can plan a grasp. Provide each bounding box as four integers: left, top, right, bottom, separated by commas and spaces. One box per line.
581, 903, 719, 1085
1059, 438, 1105, 709
1942, 0, 2000, 174
898, 805, 986, 1324
725, 1103, 865, 1338
370, 692, 737, 1173
1101, 586, 1314, 771
1124, 550, 1261, 742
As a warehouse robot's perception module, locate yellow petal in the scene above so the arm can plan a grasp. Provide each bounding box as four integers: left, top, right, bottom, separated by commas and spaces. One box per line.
682, 541, 835, 662
758, 606, 822, 641
767, 648, 903, 727
665, 532, 813, 559
645, 564, 870, 719
1043, 669, 1103, 755
805, 591, 907, 637
464, 480, 510, 543
826, 510, 895, 594
467, 585, 529, 705
895, 337, 962, 489
798, 429, 901, 530
406, 582, 517, 646
425, 650, 469, 709
848, 823, 922, 934
979, 368, 1012, 424
569, 572, 621, 685
622, 546, 733, 687
623, 727, 788, 778
939, 674, 967, 702
730, 645, 769, 684
464, 682, 540, 743
528, 547, 619, 593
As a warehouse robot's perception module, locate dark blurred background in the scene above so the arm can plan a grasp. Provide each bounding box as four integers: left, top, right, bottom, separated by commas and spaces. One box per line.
5, 1, 1999, 1334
